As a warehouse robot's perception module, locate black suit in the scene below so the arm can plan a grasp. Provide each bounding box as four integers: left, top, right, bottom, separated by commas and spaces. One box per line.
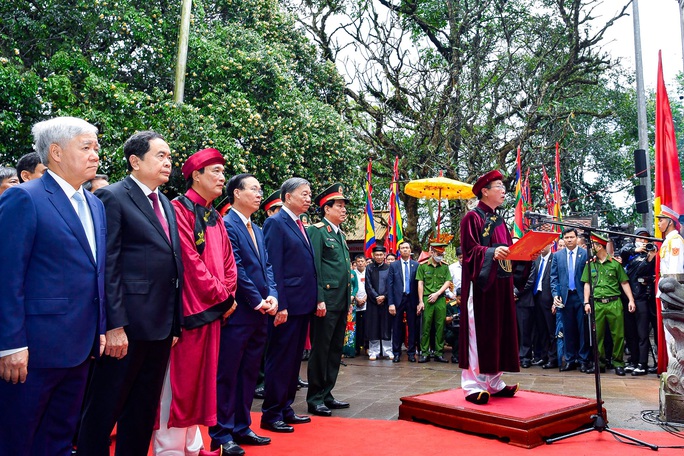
515, 261, 536, 362
532, 253, 556, 364
78, 176, 183, 456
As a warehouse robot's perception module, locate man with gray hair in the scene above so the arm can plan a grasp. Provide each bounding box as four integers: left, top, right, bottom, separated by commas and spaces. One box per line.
0, 116, 107, 455
0, 166, 19, 195
260, 177, 317, 432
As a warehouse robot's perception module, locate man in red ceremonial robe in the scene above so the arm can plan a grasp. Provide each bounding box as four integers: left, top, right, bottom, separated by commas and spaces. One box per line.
458, 170, 523, 405
153, 148, 238, 456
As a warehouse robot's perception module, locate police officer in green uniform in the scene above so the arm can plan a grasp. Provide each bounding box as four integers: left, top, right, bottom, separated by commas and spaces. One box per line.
416, 241, 452, 363
306, 183, 352, 416
581, 233, 635, 376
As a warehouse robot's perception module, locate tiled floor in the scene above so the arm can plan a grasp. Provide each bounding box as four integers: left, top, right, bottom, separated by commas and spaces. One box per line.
263, 352, 666, 432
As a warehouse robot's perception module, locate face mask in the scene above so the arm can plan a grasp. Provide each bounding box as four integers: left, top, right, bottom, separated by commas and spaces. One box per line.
635, 241, 644, 249
433, 255, 443, 263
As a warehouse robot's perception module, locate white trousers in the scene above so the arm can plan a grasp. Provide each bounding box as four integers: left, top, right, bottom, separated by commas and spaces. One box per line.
460, 284, 506, 396
152, 364, 205, 456
368, 339, 392, 357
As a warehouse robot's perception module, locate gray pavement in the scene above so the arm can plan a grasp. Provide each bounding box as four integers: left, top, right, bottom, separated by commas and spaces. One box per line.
279, 350, 665, 432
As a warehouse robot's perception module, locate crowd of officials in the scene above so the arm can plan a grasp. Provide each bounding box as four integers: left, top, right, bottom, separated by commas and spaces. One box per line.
2, 116, 682, 454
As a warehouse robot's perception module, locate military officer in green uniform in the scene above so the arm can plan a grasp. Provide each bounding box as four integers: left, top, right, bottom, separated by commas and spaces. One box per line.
306, 183, 352, 416
581, 233, 635, 376
416, 241, 452, 363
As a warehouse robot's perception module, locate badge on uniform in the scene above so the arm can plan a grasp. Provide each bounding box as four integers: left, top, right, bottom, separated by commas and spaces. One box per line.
326, 225, 332, 233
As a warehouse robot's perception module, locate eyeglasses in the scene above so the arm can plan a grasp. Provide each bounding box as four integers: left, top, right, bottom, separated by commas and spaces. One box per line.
487, 185, 506, 191
246, 186, 263, 196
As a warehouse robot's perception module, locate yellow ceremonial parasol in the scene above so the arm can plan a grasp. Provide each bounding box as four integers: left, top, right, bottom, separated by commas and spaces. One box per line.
404, 171, 475, 237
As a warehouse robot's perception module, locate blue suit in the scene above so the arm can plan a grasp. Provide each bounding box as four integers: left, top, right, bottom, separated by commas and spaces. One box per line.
261, 208, 317, 424
0, 172, 106, 456
550, 247, 589, 365
386, 258, 419, 357
210, 209, 277, 446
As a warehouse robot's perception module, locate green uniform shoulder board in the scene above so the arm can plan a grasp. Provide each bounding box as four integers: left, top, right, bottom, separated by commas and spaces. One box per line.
313, 222, 325, 228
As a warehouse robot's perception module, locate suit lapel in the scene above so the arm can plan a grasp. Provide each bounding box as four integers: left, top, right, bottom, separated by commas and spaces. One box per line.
231, 210, 261, 259
43, 173, 95, 265
125, 177, 171, 246
283, 211, 313, 256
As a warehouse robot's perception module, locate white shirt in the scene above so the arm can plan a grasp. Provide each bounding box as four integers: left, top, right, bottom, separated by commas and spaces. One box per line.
536, 252, 551, 293
48, 170, 96, 259
660, 230, 684, 275
354, 269, 367, 311
448, 261, 462, 291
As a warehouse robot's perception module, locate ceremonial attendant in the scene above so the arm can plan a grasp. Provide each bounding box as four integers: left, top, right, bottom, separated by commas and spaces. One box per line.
582, 233, 635, 376
0, 117, 107, 455
306, 183, 352, 416
365, 245, 392, 360
153, 148, 238, 456
459, 170, 524, 405
656, 205, 684, 354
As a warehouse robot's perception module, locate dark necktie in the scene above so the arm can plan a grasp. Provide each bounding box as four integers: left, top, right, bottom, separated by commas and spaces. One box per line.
404, 261, 410, 294
533, 258, 545, 295
148, 192, 170, 240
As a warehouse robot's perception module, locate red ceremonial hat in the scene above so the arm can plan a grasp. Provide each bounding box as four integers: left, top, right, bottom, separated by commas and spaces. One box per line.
472, 169, 504, 197
181, 148, 225, 179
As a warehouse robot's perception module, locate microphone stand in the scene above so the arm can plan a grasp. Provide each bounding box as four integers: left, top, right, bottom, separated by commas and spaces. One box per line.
527, 218, 659, 450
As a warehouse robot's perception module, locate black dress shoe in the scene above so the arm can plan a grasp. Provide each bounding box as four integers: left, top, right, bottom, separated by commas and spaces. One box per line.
541, 361, 558, 369
492, 384, 519, 398
615, 366, 626, 376
531, 358, 545, 366
308, 404, 332, 416
408, 354, 416, 362
465, 391, 490, 405
418, 355, 429, 363
234, 431, 271, 446
325, 399, 350, 409
579, 363, 588, 373
392, 356, 400, 363
219, 441, 245, 455
451, 355, 459, 364
584, 365, 595, 374
559, 362, 577, 372
260, 420, 294, 433
520, 360, 531, 368
284, 414, 311, 424
298, 377, 308, 388
434, 356, 449, 363
254, 385, 265, 399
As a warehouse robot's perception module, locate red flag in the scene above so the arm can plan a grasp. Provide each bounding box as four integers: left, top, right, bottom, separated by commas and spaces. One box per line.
554, 142, 562, 222
541, 165, 553, 212
654, 51, 684, 373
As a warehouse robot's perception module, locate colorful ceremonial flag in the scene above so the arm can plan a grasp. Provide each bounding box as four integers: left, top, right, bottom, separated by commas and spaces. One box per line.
512, 145, 524, 238
541, 165, 553, 214
364, 159, 376, 257
385, 156, 404, 254
654, 51, 684, 373
522, 167, 531, 230
554, 142, 562, 223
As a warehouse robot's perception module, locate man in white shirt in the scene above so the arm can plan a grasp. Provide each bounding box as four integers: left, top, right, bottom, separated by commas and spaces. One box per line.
353, 255, 368, 355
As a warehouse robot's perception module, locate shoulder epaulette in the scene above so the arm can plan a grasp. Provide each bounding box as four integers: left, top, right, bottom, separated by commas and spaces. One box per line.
313, 222, 325, 228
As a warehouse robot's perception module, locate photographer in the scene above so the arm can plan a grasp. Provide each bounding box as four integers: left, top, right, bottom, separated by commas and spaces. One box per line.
618, 227, 657, 376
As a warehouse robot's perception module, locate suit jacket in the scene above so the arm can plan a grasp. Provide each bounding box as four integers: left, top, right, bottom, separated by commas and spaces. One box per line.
550, 247, 587, 304
95, 176, 183, 340
386, 258, 419, 309
533, 254, 554, 308
262, 209, 317, 316
223, 210, 277, 325
0, 172, 106, 368
514, 261, 536, 308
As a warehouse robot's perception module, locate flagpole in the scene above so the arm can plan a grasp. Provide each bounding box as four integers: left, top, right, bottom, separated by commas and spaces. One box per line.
633, 0, 654, 230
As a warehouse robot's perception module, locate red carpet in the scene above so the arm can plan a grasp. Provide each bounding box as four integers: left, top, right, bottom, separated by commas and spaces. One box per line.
113, 412, 684, 455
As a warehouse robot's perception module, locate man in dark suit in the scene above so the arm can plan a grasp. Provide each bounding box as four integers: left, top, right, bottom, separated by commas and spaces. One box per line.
550, 228, 589, 372
261, 177, 317, 432
0, 116, 107, 455
306, 183, 352, 416
77, 131, 184, 455
514, 256, 536, 368
532, 244, 557, 369
209, 174, 278, 455
387, 240, 420, 362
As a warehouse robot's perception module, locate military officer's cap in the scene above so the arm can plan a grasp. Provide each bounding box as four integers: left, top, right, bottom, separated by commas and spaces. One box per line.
261, 190, 283, 212
314, 183, 350, 207
590, 233, 609, 247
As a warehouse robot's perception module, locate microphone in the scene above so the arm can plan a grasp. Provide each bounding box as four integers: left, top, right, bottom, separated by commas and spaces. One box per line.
524, 211, 553, 220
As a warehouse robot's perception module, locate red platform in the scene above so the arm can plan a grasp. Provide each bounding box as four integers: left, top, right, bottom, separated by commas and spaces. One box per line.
399, 388, 604, 448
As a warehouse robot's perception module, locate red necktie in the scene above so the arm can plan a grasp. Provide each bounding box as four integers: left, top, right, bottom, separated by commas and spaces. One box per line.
148, 193, 170, 240
296, 219, 309, 243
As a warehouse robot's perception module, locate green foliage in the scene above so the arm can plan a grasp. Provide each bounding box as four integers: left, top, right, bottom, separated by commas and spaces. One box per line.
0, 0, 364, 207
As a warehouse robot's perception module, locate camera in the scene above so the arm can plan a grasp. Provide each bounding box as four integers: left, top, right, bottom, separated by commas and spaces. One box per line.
644, 243, 656, 252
